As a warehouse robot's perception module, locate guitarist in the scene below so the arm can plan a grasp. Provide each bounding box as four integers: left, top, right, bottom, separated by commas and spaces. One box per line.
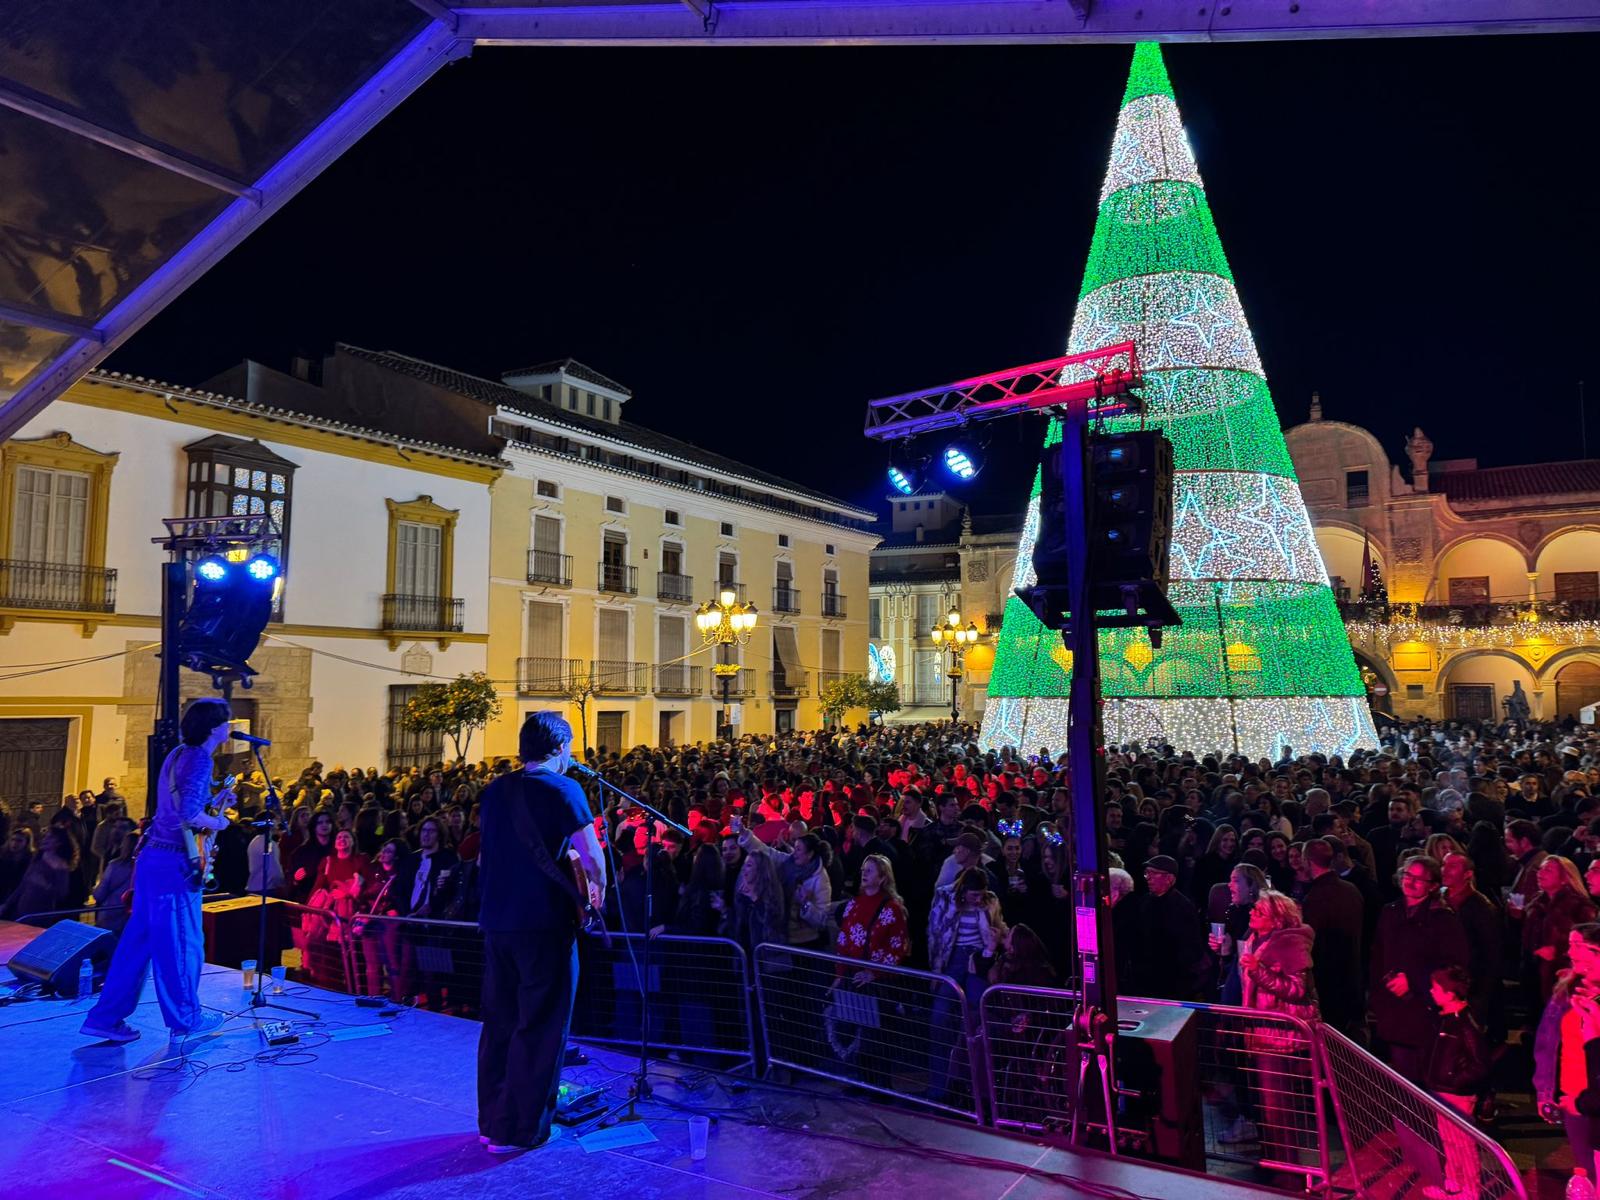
81, 698, 236, 1043
475, 711, 604, 1154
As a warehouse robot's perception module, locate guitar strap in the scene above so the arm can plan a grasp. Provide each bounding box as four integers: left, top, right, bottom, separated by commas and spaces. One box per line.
504, 771, 589, 930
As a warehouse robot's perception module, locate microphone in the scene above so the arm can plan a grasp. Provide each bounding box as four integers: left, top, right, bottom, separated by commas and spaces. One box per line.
230, 730, 272, 747
567, 761, 598, 778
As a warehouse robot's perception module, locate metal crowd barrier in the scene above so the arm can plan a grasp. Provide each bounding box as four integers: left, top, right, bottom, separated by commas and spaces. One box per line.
1318, 1025, 1526, 1200
318, 909, 486, 1015
571, 933, 756, 1070
753, 942, 985, 1122
980, 984, 1331, 1192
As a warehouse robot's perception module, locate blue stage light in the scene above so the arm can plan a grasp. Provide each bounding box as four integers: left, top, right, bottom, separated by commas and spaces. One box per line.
888, 465, 918, 495
195, 556, 229, 582
944, 442, 980, 480
245, 555, 279, 582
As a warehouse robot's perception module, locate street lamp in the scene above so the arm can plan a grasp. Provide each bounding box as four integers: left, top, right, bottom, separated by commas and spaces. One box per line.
696, 587, 759, 740
929, 606, 981, 723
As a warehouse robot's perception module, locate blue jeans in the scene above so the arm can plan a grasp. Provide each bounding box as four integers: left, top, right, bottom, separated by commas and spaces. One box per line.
927, 966, 986, 1101
87, 845, 205, 1032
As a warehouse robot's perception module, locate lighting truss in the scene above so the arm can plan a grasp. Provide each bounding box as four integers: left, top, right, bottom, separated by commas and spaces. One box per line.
862, 342, 1142, 442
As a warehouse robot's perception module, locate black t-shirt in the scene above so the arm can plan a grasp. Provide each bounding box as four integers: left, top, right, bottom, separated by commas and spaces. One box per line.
477, 768, 591, 933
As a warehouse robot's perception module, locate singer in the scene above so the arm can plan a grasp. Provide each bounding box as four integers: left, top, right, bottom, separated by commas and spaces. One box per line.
475, 711, 603, 1153
81, 698, 236, 1042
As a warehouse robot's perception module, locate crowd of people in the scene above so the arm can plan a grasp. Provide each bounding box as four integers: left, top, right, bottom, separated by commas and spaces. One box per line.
5, 711, 1600, 1192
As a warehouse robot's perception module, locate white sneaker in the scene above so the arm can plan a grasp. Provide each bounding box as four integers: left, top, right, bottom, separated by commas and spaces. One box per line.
80, 1018, 140, 1043
171, 1011, 229, 1040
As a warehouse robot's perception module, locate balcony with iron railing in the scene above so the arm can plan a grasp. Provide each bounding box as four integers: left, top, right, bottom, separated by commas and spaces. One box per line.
381, 593, 464, 633
772, 586, 800, 614
597, 562, 638, 595
769, 669, 810, 697
527, 550, 572, 587
657, 572, 695, 603
910, 684, 951, 706
0, 560, 117, 613
592, 659, 649, 694
654, 663, 703, 696
711, 581, 747, 603
1339, 597, 1600, 626
708, 670, 755, 699
817, 669, 851, 692
821, 591, 846, 619
518, 656, 581, 695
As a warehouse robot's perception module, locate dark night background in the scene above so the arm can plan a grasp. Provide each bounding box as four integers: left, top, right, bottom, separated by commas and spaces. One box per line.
109, 36, 1600, 520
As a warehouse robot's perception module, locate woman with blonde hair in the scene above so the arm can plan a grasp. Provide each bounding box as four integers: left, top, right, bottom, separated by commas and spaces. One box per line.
1237, 888, 1320, 1167
1525, 855, 1599, 1004
1423, 833, 1466, 866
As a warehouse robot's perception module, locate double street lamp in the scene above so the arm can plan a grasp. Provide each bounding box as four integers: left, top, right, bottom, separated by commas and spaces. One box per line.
930, 606, 982, 722
696, 586, 759, 739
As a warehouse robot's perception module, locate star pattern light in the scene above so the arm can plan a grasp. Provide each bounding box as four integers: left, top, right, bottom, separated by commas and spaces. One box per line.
980, 41, 1377, 759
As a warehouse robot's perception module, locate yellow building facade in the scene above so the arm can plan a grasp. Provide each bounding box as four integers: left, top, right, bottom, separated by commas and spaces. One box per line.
1286, 396, 1600, 723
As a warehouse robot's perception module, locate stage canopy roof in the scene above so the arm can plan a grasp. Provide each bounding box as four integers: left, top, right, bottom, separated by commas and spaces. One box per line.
3, 0, 1597, 442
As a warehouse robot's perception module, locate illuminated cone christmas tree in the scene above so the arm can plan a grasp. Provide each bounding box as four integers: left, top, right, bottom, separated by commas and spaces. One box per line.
980, 43, 1378, 759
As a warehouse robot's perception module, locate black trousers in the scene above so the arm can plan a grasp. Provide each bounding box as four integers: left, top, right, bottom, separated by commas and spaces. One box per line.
477, 928, 579, 1146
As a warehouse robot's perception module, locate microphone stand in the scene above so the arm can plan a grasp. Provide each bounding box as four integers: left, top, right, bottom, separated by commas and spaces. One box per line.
246, 743, 317, 1020
577, 766, 690, 1128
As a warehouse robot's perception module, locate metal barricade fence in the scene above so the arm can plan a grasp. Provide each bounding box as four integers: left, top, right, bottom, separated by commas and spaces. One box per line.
980, 985, 1331, 1192
1318, 1024, 1526, 1200
753, 942, 985, 1122
325, 910, 486, 1015
570, 933, 756, 1070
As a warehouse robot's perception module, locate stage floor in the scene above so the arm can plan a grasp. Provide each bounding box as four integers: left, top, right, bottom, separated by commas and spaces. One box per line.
0, 921, 1281, 1200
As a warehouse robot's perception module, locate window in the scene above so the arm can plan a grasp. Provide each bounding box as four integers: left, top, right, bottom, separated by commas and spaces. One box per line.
586, 393, 597, 416
605, 495, 626, 514
602, 396, 613, 421
385, 496, 460, 627
898, 503, 907, 512
912, 501, 921, 511
778, 534, 790, 548
183, 434, 294, 614
603, 532, 628, 565
1447, 576, 1491, 605
11, 466, 87, 565
1555, 572, 1600, 603
869, 597, 882, 639
821, 627, 841, 675
536, 479, 560, 499
526, 599, 564, 659
825, 543, 835, 557
916, 592, 942, 633
664, 509, 681, 526
914, 650, 942, 704
387, 685, 443, 770
597, 607, 631, 680
1345, 470, 1370, 507
540, 383, 553, 402
661, 541, 683, 575
395, 522, 442, 596
720, 522, 735, 537
718, 552, 738, 587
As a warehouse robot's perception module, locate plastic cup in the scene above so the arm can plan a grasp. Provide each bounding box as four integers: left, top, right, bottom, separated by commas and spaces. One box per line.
688, 1115, 710, 1161
270, 966, 287, 994
241, 959, 258, 992
1210, 922, 1224, 941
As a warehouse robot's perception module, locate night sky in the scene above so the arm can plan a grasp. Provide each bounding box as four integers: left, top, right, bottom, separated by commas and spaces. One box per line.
109, 35, 1600, 520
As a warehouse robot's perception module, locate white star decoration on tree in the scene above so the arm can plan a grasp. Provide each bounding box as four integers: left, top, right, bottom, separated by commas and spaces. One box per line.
1173, 291, 1236, 351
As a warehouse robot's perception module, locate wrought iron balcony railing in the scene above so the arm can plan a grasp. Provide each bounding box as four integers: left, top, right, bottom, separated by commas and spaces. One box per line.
821, 592, 846, 619
1339, 598, 1600, 626
518, 656, 581, 694
772, 586, 801, 614
597, 562, 638, 595
769, 669, 809, 697
707, 671, 755, 699
527, 550, 572, 587
0, 560, 117, 613
381, 593, 464, 633
592, 659, 649, 694
657, 572, 695, 603
654, 663, 703, 696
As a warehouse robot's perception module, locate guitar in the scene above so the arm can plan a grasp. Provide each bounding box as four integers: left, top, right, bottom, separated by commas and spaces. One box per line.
563, 848, 609, 943
182, 772, 237, 889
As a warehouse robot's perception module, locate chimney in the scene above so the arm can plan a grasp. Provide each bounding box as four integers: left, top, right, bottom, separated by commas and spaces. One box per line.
290, 355, 315, 383
1309, 391, 1323, 422
1405, 426, 1434, 492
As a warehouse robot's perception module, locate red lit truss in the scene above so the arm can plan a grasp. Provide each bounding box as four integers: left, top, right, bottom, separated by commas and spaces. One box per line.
862, 341, 1142, 442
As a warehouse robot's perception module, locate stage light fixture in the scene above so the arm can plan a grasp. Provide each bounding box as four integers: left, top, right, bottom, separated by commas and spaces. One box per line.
245, 555, 280, 582
944, 441, 981, 480
195, 556, 229, 582
888, 464, 919, 495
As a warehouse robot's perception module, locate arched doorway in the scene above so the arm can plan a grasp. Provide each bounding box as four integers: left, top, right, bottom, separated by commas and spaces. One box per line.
1555, 661, 1600, 720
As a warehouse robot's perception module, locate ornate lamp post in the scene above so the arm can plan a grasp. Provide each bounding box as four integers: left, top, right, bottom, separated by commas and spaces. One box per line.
929, 606, 981, 723
696, 586, 759, 740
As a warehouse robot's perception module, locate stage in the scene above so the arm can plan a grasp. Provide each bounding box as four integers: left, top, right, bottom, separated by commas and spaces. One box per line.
0, 920, 1284, 1200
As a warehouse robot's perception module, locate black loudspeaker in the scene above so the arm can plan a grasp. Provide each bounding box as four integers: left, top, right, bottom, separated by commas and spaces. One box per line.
1116, 999, 1204, 1171
8, 920, 116, 994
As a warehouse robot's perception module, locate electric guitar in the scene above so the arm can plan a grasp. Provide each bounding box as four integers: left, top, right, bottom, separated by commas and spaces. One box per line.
182, 773, 237, 889
563, 848, 609, 943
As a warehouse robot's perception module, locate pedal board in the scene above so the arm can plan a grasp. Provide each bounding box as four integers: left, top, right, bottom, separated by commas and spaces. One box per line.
554, 1079, 605, 1125
258, 1019, 298, 1046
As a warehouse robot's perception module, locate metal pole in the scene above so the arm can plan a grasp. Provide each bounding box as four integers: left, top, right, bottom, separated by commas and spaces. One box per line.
145, 559, 185, 817
1058, 405, 1120, 1152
